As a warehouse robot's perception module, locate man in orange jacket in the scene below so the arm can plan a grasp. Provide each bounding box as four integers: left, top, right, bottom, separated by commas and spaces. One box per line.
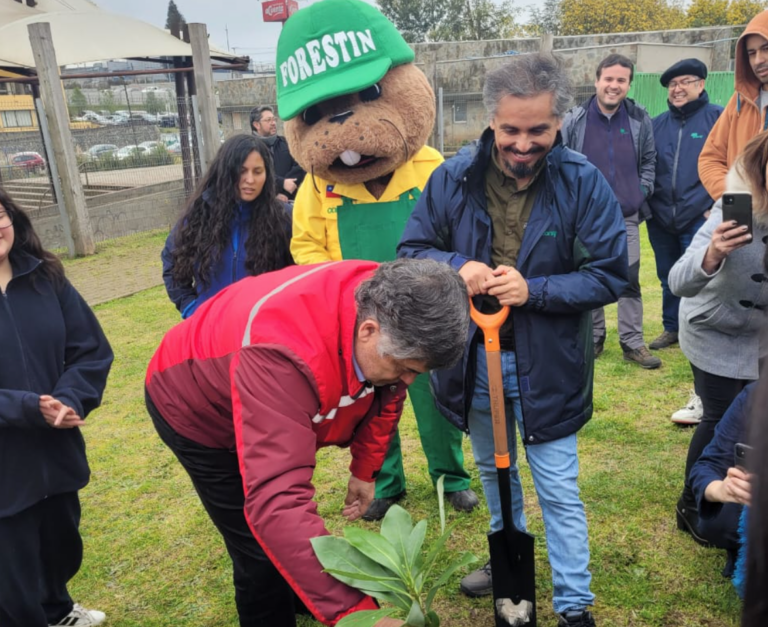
699, 10, 768, 200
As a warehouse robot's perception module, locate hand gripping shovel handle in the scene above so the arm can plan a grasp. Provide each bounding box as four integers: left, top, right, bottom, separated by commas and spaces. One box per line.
469, 299, 537, 627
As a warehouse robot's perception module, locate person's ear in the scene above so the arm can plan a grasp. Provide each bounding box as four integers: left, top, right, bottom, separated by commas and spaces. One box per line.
357, 319, 380, 343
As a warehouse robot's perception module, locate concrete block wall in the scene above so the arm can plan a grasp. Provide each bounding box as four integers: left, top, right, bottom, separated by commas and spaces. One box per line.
35, 183, 185, 250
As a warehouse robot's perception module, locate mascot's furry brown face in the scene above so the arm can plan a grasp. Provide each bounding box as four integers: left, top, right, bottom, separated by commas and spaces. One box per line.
284, 64, 435, 191
275, 0, 435, 197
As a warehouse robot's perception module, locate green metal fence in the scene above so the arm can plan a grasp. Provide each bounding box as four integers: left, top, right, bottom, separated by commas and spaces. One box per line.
627, 71, 735, 117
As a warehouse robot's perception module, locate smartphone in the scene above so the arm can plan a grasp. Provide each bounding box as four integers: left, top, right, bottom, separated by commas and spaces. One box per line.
734, 442, 753, 470
722, 192, 753, 238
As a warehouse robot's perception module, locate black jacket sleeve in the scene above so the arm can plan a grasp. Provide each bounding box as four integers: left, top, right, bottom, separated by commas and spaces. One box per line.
50, 280, 114, 419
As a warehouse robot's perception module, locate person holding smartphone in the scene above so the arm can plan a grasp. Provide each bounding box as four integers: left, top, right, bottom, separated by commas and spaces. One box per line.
669, 131, 768, 547
689, 383, 755, 578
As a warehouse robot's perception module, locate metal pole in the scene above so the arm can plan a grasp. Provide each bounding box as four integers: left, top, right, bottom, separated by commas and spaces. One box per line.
123, 80, 139, 148
438, 87, 444, 155
34, 95, 75, 257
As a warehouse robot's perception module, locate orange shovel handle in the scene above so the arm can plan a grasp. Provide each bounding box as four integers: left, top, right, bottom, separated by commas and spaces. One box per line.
469, 299, 511, 467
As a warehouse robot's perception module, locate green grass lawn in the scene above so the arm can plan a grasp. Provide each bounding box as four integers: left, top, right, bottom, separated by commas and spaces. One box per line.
64, 226, 742, 627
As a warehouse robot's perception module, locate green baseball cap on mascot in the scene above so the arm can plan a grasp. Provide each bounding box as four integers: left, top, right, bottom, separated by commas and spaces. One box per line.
276, 0, 414, 120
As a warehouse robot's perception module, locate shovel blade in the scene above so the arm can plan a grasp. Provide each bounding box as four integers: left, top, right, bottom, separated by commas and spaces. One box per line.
488, 527, 537, 626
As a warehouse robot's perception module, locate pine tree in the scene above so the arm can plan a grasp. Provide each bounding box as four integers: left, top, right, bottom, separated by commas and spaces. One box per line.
165, 0, 186, 32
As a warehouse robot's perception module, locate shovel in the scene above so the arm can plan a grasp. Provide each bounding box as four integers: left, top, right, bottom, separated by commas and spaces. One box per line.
469, 300, 536, 627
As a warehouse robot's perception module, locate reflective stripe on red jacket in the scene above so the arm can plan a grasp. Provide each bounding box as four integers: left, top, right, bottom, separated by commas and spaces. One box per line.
146, 260, 405, 625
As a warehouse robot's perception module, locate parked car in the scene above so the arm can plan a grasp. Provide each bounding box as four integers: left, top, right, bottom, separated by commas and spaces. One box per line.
158, 113, 179, 128
86, 144, 118, 160
115, 145, 150, 161
139, 141, 165, 152
103, 115, 129, 126
10, 152, 46, 173
76, 112, 110, 124
167, 141, 182, 156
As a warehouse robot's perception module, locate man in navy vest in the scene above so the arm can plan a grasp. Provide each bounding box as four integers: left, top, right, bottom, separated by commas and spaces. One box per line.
562, 54, 660, 369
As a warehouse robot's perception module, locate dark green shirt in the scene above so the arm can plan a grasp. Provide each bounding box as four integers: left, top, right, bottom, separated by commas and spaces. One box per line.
482, 146, 545, 349
485, 145, 544, 268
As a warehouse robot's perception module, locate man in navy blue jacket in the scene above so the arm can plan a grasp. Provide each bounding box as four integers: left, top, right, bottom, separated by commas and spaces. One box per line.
398, 54, 628, 627
647, 59, 723, 351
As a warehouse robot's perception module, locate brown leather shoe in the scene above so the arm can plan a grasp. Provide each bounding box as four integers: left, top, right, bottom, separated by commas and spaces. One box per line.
623, 346, 661, 369
649, 330, 678, 350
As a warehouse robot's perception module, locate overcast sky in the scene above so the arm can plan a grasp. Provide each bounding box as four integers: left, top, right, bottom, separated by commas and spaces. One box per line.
94, 0, 544, 63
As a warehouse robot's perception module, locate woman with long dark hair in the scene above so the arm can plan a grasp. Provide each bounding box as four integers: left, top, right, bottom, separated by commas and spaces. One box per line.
0, 189, 113, 627
162, 134, 293, 318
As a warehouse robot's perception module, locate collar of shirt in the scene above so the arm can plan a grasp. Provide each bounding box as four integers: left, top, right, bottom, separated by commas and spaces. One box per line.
352, 351, 367, 383
589, 96, 623, 122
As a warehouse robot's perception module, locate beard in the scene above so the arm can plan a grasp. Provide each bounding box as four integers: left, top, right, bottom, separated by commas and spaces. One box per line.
500, 145, 545, 179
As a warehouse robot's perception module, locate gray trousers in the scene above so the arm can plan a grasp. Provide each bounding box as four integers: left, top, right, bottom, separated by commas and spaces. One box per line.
593, 211, 644, 351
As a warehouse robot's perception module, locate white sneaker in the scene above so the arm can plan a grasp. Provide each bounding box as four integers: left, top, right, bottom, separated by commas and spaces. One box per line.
50, 603, 106, 626
671, 393, 703, 425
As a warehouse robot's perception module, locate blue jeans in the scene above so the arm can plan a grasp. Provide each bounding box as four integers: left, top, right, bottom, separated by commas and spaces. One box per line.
646, 216, 705, 332
468, 345, 594, 613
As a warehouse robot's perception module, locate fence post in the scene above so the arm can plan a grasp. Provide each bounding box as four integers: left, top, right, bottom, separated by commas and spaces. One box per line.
189, 23, 220, 173
33, 94, 75, 257
540, 33, 554, 54
28, 22, 94, 257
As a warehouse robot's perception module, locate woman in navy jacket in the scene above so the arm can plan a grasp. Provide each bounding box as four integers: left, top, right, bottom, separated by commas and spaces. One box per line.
162, 134, 293, 319
0, 189, 113, 627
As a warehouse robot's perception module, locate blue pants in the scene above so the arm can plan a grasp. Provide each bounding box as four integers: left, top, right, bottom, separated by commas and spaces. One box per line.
647, 216, 705, 333
467, 345, 594, 613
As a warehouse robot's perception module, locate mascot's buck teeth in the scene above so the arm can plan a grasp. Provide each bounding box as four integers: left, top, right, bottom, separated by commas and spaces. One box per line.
339, 150, 362, 166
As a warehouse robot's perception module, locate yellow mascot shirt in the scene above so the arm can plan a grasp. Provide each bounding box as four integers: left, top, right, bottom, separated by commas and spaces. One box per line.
290, 145, 443, 265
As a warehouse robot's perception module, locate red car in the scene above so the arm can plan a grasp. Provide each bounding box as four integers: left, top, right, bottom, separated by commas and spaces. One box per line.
10, 152, 46, 174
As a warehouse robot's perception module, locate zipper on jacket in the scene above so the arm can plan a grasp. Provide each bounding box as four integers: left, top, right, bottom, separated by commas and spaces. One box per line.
232, 204, 241, 284
670, 118, 686, 217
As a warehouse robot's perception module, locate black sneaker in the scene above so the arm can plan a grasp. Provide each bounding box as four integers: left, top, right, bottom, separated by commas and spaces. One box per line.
459, 559, 492, 597
649, 330, 678, 350
558, 609, 596, 627
594, 341, 605, 359
361, 491, 405, 521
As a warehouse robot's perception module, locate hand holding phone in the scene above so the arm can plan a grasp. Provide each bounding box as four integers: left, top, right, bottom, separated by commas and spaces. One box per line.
722, 192, 753, 238
703, 193, 754, 273
734, 442, 753, 471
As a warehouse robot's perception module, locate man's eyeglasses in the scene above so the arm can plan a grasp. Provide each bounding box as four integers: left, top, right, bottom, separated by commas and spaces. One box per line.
668, 78, 701, 90
0, 212, 12, 229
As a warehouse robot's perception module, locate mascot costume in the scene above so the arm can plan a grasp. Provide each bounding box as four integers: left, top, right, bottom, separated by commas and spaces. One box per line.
276, 0, 478, 519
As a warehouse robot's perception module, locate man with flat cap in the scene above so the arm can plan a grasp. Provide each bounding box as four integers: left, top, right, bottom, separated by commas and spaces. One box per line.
647, 58, 722, 422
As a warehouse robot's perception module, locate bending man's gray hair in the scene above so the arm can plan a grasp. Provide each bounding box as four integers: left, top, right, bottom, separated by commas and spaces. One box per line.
483, 53, 572, 120
355, 259, 470, 371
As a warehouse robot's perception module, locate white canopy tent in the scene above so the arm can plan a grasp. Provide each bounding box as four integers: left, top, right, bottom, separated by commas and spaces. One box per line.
0, 0, 239, 71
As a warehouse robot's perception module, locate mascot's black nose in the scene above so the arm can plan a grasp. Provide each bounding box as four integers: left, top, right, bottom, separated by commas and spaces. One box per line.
329, 111, 354, 125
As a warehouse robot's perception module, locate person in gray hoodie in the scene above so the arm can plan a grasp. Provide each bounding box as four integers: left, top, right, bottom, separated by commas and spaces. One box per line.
670, 131, 768, 546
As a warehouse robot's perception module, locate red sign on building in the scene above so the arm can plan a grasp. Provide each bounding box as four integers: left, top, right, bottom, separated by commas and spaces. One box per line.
262, 0, 299, 23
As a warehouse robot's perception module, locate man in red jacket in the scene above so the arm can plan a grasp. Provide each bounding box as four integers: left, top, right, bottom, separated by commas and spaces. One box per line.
145, 259, 469, 627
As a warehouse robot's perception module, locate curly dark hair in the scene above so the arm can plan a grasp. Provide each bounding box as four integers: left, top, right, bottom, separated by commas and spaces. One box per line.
171, 134, 292, 289
0, 186, 65, 285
